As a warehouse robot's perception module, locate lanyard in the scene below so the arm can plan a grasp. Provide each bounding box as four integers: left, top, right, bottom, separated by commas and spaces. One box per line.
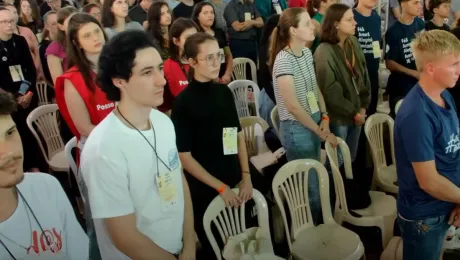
343, 42, 356, 79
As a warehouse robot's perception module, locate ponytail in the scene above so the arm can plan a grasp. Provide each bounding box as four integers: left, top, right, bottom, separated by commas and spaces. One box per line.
306, 0, 315, 17
268, 27, 281, 72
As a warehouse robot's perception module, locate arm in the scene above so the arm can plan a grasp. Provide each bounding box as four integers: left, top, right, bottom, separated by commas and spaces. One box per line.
224, 47, 233, 77
180, 173, 195, 254
314, 46, 360, 118
82, 154, 176, 260
317, 85, 327, 114
392, 7, 401, 20
237, 132, 250, 174
224, 5, 246, 31
385, 60, 419, 78
413, 161, 460, 204
47, 55, 64, 86
63, 79, 95, 137
29, 33, 41, 76
248, 17, 264, 28
105, 215, 177, 260
179, 153, 226, 190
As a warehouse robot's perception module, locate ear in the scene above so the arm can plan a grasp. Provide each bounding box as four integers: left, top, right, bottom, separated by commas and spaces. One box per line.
112, 78, 126, 90
57, 23, 64, 31
188, 57, 198, 68
289, 26, 296, 37
172, 37, 180, 47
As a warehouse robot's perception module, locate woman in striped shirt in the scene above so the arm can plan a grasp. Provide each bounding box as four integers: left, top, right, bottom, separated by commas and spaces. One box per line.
269, 7, 337, 224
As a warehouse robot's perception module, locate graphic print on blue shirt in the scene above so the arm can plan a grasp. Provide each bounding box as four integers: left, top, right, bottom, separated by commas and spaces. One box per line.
385, 18, 425, 97
353, 9, 381, 82
395, 85, 460, 220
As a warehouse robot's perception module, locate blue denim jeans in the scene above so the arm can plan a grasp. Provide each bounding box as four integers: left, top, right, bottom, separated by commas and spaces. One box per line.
326, 124, 362, 170
398, 214, 450, 260
280, 113, 322, 224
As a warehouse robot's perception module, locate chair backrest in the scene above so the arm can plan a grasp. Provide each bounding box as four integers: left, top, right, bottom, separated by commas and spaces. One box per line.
26, 104, 65, 164
395, 99, 403, 115
231, 58, 258, 84
228, 80, 261, 118
36, 81, 50, 106
271, 159, 333, 251
65, 136, 77, 177
270, 105, 280, 136
240, 116, 269, 157
203, 188, 271, 260
364, 113, 395, 171
325, 138, 353, 215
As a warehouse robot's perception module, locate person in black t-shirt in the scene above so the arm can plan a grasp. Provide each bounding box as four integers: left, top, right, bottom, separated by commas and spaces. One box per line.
385, 0, 424, 116
0, 7, 40, 172
425, 0, 451, 31
173, 0, 194, 19
192, 2, 233, 83
171, 32, 256, 259
38, 10, 56, 101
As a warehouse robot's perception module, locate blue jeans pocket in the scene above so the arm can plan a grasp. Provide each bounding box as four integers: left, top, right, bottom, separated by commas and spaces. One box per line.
417, 216, 445, 234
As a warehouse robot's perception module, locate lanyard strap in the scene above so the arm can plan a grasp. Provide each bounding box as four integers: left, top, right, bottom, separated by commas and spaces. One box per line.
343, 40, 356, 78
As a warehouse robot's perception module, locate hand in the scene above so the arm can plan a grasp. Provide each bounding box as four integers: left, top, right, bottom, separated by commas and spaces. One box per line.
319, 120, 330, 136
178, 244, 196, 260
241, 21, 253, 31
449, 205, 460, 227
354, 114, 366, 126
221, 73, 232, 84
315, 126, 329, 140
18, 92, 32, 108
359, 108, 367, 117
326, 133, 338, 148
220, 187, 242, 207
238, 173, 253, 202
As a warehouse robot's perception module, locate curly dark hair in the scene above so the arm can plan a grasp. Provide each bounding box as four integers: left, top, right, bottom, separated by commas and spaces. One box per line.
97, 30, 155, 101
0, 92, 17, 115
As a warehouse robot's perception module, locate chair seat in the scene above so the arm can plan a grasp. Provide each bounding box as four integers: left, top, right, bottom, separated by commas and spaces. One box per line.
353, 191, 397, 217
292, 224, 364, 260
378, 164, 398, 193
49, 150, 69, 172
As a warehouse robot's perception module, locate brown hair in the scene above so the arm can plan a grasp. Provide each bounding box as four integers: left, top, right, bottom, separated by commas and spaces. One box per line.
56, 6, 78, 46
429, 0, 451, 13
82, 3, 101, 14
147, 1, 170, 49
306, 0, 327, 17
268, 7, 307, 71
0, 92, 17, 115
67, 13, 108, 91
168, 18, 199, 61
19, 0, 41, 29
101, 0, 132, 28
183, 32, 217, 81
320, 3, 350, 44
41, 10, 56, 42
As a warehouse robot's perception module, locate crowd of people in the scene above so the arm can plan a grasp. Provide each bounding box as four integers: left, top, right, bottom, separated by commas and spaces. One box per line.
0, 0, 459, 259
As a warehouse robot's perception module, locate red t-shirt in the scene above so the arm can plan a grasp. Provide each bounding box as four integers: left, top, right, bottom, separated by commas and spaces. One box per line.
164, 58, 190, 97
288, 0, 306, 7
55, 66, 115, 140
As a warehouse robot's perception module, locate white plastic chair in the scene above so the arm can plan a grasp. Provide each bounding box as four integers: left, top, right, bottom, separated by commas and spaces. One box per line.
365, 114, 398, 194
228, 80, 260, 118
270, 105, 280, 137
240, 116, 270, 157
203, 188, 273, 260
232, 58, 258, 84
272, 159, 365, 260
36, 81, 50, 106
394, 99, 403, 115
325, 138, 397, 248
27, 104, 68, 173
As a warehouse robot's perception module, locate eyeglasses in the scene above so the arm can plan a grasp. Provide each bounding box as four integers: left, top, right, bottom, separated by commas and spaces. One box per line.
0, 19, 15, 26
197, 53, 225, 66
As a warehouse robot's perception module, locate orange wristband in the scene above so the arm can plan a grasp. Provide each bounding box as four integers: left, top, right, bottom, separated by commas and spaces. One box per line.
322, 116, 329, 121
217, 184, 227, 194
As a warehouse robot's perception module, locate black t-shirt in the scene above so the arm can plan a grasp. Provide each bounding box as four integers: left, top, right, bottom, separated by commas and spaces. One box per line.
214, 28, 228, 77
0, 34, 36, 95
171, 79, 242, 197
385, 18, 425, 97
39, 40, 52, 84
128, 4, 147, 25
425, 20, 451, 31
172, 2, 195, 19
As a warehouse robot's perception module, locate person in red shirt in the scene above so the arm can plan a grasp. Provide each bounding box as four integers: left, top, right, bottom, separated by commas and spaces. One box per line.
289, 0, 307, 8
55, 12, 115, 260
164, 18, 198, 99
55, 13, 115, 147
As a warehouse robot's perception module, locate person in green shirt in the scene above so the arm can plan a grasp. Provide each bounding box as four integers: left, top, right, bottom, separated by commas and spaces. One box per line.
306, 0, 336, 53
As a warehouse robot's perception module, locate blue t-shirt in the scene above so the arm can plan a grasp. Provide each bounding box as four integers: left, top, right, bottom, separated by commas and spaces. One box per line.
395, 84, 460, 219
385, 18, 425, 97
353, 9, 381, 89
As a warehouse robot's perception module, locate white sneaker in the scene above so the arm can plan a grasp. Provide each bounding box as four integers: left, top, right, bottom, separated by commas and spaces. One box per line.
447, 226, 456, 239
444, 235, 460, 250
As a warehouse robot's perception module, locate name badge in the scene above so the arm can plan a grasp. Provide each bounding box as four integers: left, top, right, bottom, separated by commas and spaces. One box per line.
223, 127, 238, 155
306, 91, 319, 114
244, 12, 251, 21
372, 41, 381, 59
219, 48, 225, 63
9, 65, 24, 82
156, 171, 178, 211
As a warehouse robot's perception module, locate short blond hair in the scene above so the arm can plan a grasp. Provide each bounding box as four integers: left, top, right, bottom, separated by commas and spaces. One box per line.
411, 30, 460, 71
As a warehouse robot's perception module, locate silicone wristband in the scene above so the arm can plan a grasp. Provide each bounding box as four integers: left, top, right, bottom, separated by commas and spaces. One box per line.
217, 184, 227, 194
322, 116, 329, 121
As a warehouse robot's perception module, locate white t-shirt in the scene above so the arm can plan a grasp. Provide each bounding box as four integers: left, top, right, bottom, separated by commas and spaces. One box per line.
0, 173, 89, 260
81, 109, 185, 259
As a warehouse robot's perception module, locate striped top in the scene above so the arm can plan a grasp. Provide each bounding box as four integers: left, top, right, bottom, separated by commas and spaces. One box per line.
273, 48, 320, 121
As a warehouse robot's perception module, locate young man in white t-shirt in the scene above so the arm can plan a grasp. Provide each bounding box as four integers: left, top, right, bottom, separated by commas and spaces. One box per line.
81, 30, 195, 260
0, 92, 89, 259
